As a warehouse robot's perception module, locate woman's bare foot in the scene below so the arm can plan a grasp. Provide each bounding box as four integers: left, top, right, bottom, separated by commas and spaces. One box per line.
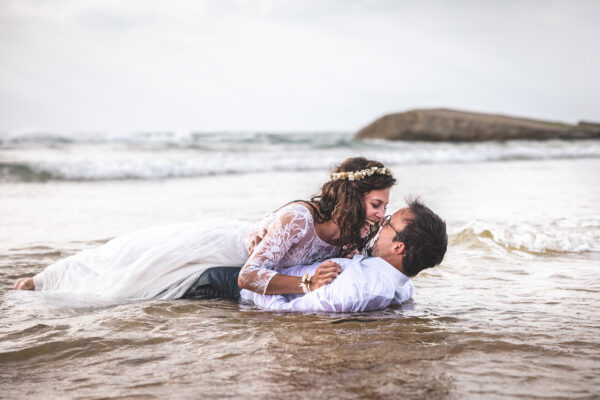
14, 277, 35, 290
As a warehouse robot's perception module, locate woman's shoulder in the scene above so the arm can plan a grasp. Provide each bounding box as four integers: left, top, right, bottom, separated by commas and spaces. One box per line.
256, 201, 318, 232
276, 201, 316, 221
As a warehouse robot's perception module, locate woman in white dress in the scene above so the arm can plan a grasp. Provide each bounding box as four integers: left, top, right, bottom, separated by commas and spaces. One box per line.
14, 157, 396, 300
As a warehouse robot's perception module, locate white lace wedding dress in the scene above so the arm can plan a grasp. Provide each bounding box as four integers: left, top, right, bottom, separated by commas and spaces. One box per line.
33, 203, 338, 300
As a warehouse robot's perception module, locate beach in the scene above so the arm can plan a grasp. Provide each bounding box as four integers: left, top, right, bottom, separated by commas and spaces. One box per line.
1, 133, 599, 399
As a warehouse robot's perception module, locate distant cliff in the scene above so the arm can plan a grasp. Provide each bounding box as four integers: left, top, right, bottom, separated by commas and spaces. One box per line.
355, 109, 600, 141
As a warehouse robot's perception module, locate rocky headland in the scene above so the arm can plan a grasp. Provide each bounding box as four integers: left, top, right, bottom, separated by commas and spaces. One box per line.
355, 109, 600, 141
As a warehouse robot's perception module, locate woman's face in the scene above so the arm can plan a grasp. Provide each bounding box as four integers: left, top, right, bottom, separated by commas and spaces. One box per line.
361, 188, 390, 236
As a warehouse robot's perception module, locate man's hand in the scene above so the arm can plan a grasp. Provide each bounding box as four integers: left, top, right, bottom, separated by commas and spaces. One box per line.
247, 228, 267, 255
310, 260, 342, 291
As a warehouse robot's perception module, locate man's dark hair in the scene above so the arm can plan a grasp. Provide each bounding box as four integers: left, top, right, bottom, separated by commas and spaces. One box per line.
393, 198, 447, 277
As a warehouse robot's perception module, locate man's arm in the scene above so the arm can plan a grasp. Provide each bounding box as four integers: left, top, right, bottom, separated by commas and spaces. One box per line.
253, 257, 397, 313
243, 259, 342, 310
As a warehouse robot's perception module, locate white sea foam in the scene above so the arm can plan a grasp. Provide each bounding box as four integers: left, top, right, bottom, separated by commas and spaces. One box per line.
1, 132, 600, 181
453, 217, 600, 253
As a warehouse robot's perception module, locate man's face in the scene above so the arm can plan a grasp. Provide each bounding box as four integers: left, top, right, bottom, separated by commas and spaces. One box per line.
371, 207, 413, 258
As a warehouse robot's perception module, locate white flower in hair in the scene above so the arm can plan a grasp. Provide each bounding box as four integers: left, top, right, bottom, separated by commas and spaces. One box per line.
329, 165, 393, 181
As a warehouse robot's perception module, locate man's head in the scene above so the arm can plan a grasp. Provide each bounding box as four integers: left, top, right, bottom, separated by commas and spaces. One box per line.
371, 198, 447, 277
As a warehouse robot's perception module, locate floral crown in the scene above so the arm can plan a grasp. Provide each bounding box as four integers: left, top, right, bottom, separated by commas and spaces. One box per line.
329, 166, 393, 181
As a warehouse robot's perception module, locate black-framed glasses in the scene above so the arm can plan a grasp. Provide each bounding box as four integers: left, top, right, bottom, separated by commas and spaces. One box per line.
382, 215, 402, 236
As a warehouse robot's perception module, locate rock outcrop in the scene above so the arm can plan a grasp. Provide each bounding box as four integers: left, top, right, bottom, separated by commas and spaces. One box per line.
355, 109, 600, 141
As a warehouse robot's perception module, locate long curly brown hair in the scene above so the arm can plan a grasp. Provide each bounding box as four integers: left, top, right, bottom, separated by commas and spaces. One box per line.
310, 157, 396, 256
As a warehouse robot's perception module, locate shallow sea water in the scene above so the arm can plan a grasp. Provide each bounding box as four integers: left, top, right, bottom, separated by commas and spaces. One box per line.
1, 158, 599, 399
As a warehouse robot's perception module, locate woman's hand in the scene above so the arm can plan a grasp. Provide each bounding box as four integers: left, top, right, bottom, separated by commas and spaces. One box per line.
247, 228, 267, 255
310, 260, 342, 291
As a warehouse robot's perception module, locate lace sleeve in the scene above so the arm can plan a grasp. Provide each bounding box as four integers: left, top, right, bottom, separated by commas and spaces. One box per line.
239, 205, 311, 294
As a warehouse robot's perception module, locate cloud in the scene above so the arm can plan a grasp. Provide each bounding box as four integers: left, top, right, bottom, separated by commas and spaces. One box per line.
0, 0, 599, 132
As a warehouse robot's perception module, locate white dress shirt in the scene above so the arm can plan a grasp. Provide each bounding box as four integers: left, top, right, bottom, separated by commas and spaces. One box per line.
240, 255, 413, 313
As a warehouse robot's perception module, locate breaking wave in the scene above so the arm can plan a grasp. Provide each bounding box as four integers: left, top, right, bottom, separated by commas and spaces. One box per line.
1, 131, 600, 182
451, 217, 600, 254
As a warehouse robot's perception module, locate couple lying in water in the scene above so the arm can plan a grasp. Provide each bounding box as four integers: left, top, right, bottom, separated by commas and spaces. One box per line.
14, 157, 448, 313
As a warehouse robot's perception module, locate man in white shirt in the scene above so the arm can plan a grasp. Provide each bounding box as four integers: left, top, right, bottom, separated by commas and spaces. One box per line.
240, 199, 448, 313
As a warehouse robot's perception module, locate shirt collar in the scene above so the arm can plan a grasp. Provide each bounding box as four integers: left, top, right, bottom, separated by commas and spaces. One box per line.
358, 254, 410, 287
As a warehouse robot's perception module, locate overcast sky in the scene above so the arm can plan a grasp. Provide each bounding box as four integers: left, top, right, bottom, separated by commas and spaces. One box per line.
1, 0, 599, 133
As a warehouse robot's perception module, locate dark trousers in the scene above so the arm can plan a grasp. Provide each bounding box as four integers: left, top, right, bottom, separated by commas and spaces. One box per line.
181, 266, 242, 300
